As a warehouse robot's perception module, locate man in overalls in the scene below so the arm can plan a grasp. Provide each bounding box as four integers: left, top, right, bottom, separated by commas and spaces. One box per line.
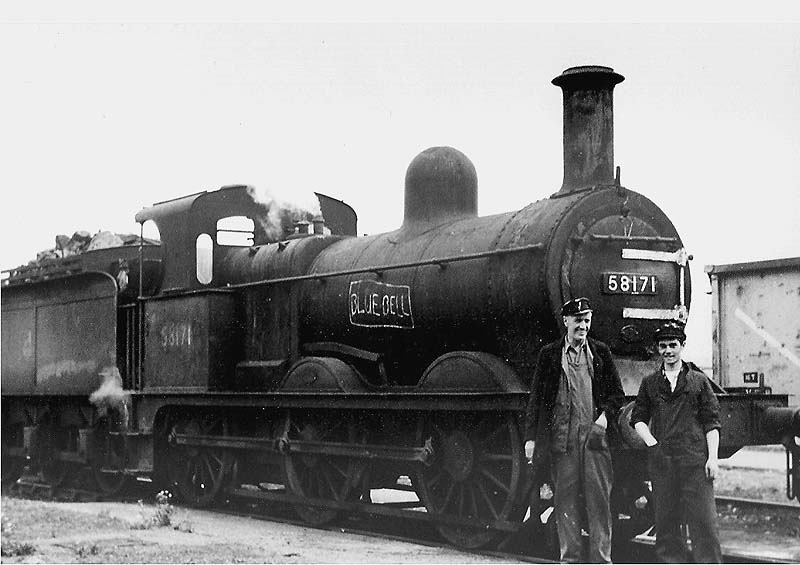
631, 321, 722, 563
524, 297, 626, 563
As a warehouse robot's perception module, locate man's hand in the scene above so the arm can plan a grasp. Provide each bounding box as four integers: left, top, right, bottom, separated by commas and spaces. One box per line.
634, 421, 658, 447
524, 440, 536, 463
705, 429, 720, 481
705, 457, 718, 481
595, 411, 608, 429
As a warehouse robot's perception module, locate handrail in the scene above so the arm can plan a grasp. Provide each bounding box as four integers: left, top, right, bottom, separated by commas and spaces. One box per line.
224, 242, 545, 290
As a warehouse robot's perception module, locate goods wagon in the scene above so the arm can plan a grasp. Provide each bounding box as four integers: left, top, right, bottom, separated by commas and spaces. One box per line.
706, 257, 800, 404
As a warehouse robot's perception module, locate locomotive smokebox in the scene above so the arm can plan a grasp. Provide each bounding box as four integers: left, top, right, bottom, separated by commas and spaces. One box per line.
403, 146, 478, 228
553, 65, 624, 194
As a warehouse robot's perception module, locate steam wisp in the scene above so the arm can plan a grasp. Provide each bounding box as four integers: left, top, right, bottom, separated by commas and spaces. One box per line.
89, 367, 130, 427
246, 185, 326, 241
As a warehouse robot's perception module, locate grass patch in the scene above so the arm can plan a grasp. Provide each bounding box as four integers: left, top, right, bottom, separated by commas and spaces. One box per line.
1, 540, 37, 558
132, 490, 175, 529
718, 503, 800, 538
715, 466, 787, 502
0, 512, 36, 557
76, 543, 101, 558
131, 490, 193, 532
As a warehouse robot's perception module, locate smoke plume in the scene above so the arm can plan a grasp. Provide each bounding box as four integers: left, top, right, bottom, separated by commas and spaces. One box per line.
246, 185, 323, 241
89, 367, 130, 426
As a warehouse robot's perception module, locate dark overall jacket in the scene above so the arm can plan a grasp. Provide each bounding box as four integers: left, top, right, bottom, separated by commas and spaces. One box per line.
630, 361, 721, 465
630, 362, 723, 563
523, 337, 626, 469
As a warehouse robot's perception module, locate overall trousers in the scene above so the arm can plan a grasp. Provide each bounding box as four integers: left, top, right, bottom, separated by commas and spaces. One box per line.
551, 345, 613, 564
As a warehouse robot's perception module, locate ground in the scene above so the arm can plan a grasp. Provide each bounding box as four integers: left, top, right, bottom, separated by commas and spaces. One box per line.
0, 494, 522, 564
1, 448, 797, 564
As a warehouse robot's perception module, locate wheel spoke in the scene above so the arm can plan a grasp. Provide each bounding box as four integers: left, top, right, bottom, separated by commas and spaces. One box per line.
467, 484, 480, 519
476, 481, 500, 520
209, 451, 226, 468
328, 459, 348, 480
479, 452, 513, 462
297, 464, 309, 489
440, 479, 456, 512
322, 466, 338, 498
475, 423, 506, 450
480, 467, 510, 493
425, 469, 444, 490
457, 484, 466, 516
203, 453, 217, 482
313, 464, 328, 498
191, 459, 202, 489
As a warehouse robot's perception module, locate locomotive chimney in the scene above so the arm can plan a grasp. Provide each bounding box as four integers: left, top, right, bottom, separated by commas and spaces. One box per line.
552, 65, 624, 194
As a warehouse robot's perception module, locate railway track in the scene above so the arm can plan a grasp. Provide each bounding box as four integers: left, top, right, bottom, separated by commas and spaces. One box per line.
196, 488, 800, 564
6, 476, 796, 564
628, 495, 799, 565
716, 495, 800, 513
213, 502, 554, 564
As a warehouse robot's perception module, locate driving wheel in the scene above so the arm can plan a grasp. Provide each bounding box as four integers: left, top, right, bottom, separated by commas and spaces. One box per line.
280, 411, 365, 526
166, 414, 233, 507
414, 412, 525, 548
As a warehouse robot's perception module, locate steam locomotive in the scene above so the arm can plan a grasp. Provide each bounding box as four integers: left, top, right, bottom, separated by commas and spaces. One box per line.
2, 65, 797, 551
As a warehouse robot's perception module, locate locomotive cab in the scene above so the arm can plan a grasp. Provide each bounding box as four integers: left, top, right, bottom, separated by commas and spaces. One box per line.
134, 185, 273, 293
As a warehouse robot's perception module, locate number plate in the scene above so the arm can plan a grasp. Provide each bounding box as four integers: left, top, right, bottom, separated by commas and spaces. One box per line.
602, 272, 658, 295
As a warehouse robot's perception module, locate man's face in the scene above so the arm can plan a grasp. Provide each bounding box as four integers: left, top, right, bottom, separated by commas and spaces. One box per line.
657, 338, 684, 365
564, 312, 592, 343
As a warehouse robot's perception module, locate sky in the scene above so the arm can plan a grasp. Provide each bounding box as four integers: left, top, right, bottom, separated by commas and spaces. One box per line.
2, 5, 799, 367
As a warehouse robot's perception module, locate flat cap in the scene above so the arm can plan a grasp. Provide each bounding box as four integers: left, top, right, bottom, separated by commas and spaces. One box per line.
654, 321, 686, 342
561, 297, 593, 316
